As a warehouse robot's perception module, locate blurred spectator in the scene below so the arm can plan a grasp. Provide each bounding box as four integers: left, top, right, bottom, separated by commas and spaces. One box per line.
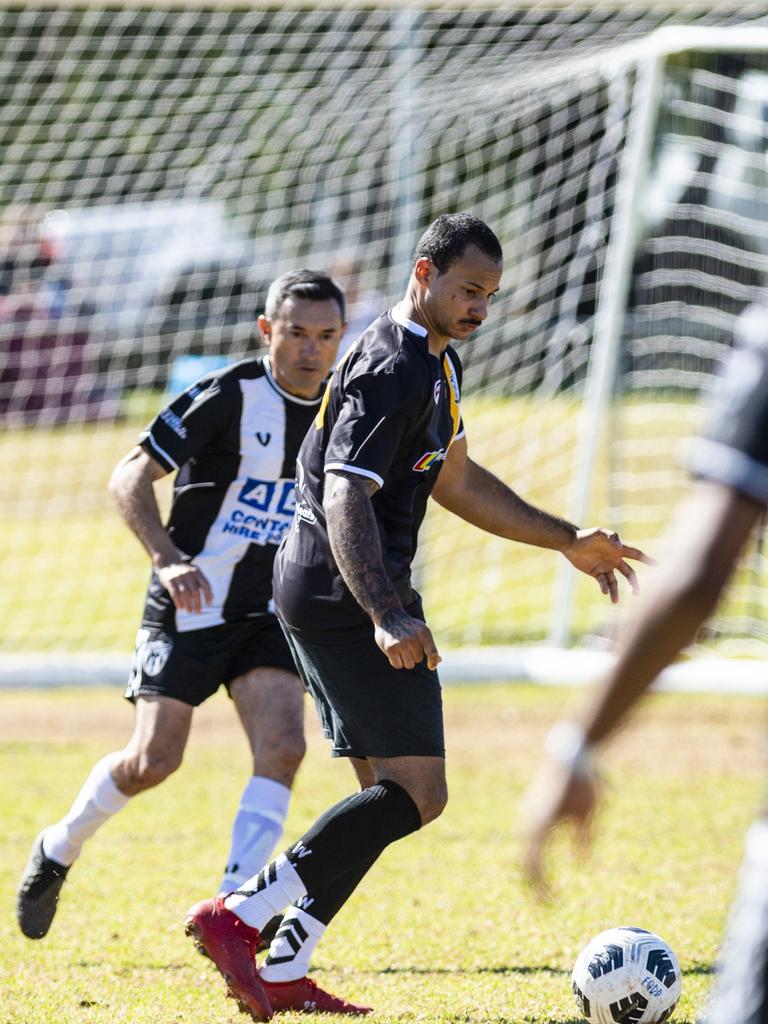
0, 207, 115, 425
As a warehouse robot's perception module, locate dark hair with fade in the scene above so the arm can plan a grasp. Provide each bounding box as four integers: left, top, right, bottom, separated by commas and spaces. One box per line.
264, 269, 346, 322
414, 213, 503, 274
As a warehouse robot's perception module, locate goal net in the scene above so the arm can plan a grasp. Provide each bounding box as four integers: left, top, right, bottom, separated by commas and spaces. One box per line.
2, 4, 768, 687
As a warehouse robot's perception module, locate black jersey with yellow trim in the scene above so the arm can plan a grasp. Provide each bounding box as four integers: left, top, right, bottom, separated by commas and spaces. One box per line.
273, 306, 464, 640
686, 301, 768, 506
137, 355, 321, 632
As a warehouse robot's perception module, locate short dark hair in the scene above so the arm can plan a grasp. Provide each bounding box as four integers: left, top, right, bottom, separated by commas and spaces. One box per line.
264, 269, 346, 321
414, 213, 503, 274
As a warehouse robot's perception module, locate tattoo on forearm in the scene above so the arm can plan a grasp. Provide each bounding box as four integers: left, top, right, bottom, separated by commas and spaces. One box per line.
325, 474, 400, 622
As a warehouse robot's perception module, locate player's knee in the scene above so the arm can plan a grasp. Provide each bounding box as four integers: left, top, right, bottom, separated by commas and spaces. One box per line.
416, 781, 449, 826
273, 735, 306, 779
254, 729, 306, 784
123, 749, 183, 791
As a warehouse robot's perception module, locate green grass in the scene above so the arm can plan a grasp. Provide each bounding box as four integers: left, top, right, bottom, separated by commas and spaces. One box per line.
1, 389, 765, 656
0, 391, 712, 655
1, 683, 763, 1022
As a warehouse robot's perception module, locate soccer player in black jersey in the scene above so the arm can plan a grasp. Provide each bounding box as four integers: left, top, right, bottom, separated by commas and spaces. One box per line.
16, 270, 345, 947
522, 300, 768, 1024
184, 214, 653, 1020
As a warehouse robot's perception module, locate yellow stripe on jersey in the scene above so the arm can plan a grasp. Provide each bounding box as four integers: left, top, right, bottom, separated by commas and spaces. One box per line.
442, 352, 461, 446
314, 339, 359, 430
315, 377, 333, 430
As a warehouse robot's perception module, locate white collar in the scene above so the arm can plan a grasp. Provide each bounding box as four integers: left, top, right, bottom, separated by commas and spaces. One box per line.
390, 303, 428, 338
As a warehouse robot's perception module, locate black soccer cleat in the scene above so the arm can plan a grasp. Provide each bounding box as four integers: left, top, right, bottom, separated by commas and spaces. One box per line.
16, 831, 70, 939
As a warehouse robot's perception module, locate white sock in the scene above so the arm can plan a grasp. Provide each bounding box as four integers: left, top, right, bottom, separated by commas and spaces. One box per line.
260, 907, 326, 983
225, 853, 307, 930
218, 776, 291, 895
43, 753, 130, 867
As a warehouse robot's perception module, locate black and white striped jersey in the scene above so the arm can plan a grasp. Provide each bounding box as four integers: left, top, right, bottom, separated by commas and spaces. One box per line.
687, 301, 768, 506
138, 355, 321, 632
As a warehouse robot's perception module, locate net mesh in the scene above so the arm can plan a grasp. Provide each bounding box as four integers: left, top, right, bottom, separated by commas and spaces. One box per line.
2, 4, 768, 662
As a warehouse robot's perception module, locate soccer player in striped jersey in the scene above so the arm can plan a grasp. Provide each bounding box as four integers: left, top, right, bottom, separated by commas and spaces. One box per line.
16, 270, 345, 952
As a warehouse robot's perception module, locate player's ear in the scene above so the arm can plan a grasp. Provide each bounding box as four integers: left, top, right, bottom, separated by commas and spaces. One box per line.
257, 314, 272, 345
413, 257, 433, 288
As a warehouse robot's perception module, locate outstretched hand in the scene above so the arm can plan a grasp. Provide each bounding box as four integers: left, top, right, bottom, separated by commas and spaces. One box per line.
563, 528, 656, 603
521, 758, 599, 901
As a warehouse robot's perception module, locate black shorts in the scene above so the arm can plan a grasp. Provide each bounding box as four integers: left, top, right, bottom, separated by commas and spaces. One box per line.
125, 616, 297, 707
280, 623, 444, 760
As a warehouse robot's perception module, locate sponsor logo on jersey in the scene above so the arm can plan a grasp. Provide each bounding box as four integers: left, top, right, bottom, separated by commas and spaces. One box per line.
433, 379, 441, 404
238, 478, 296, 514
295, 500, 317, 525
256, 431, 271, 446
159, 408, 188, 439
221, 478, 297, 546
413, 448, 447, 472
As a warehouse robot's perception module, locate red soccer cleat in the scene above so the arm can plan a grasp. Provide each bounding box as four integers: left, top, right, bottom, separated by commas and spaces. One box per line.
185, 896, 273, 1021
261, 976, 372, 1015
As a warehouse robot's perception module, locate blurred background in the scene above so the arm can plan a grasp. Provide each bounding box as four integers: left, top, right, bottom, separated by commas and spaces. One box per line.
2, 2, 768, 681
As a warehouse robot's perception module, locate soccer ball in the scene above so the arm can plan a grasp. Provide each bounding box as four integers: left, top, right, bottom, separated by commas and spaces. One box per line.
571, 926, 682, 1024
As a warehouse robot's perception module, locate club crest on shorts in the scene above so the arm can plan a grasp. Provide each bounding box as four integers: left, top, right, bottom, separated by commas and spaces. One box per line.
142, 639, 173, 677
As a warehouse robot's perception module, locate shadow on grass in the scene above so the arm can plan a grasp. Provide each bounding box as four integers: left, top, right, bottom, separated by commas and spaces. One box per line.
314, 962, 715, 978
315, 964, 571, 977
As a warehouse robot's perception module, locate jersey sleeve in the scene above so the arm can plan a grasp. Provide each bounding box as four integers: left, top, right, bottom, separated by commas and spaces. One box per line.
686, 302, 768, 504
138, 373, 235, 472
444, 346, 465, 443
324, 372, 418, 488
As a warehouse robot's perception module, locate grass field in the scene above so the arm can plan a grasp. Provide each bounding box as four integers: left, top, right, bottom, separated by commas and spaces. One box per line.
2, 682, 764, 1023
4, 388, 762, 658
0, 391, 713, 655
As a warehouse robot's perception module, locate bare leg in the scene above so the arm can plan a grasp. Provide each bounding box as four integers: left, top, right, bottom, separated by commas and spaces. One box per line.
111, 694, 193, 795
43, 694, 193, 865
350, 757, 375, 790
219, 668, 305, 893
230, 668, 306, 785
366, 754, 448, 825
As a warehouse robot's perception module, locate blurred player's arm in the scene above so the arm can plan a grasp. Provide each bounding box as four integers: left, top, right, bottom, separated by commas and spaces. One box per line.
324, 469, 440, 671
432, 434, 653, 603
521, 478, 763, 895
108, 445, 212, 613
576, 479, 760, 743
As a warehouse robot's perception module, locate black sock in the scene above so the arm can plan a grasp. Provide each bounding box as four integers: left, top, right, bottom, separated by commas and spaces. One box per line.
286, 779, 421, 895
295, 853, 380, 926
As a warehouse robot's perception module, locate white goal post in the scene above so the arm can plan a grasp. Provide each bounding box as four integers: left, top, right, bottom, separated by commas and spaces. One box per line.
549, 25, 768, 650
1, 8, 767, 690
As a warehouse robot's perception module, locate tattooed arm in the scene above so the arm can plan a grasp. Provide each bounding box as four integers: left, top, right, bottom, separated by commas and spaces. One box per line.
324, 470, 440, 670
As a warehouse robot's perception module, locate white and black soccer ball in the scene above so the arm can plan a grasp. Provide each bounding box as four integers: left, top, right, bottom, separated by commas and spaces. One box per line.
571, 926, 682, 1024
